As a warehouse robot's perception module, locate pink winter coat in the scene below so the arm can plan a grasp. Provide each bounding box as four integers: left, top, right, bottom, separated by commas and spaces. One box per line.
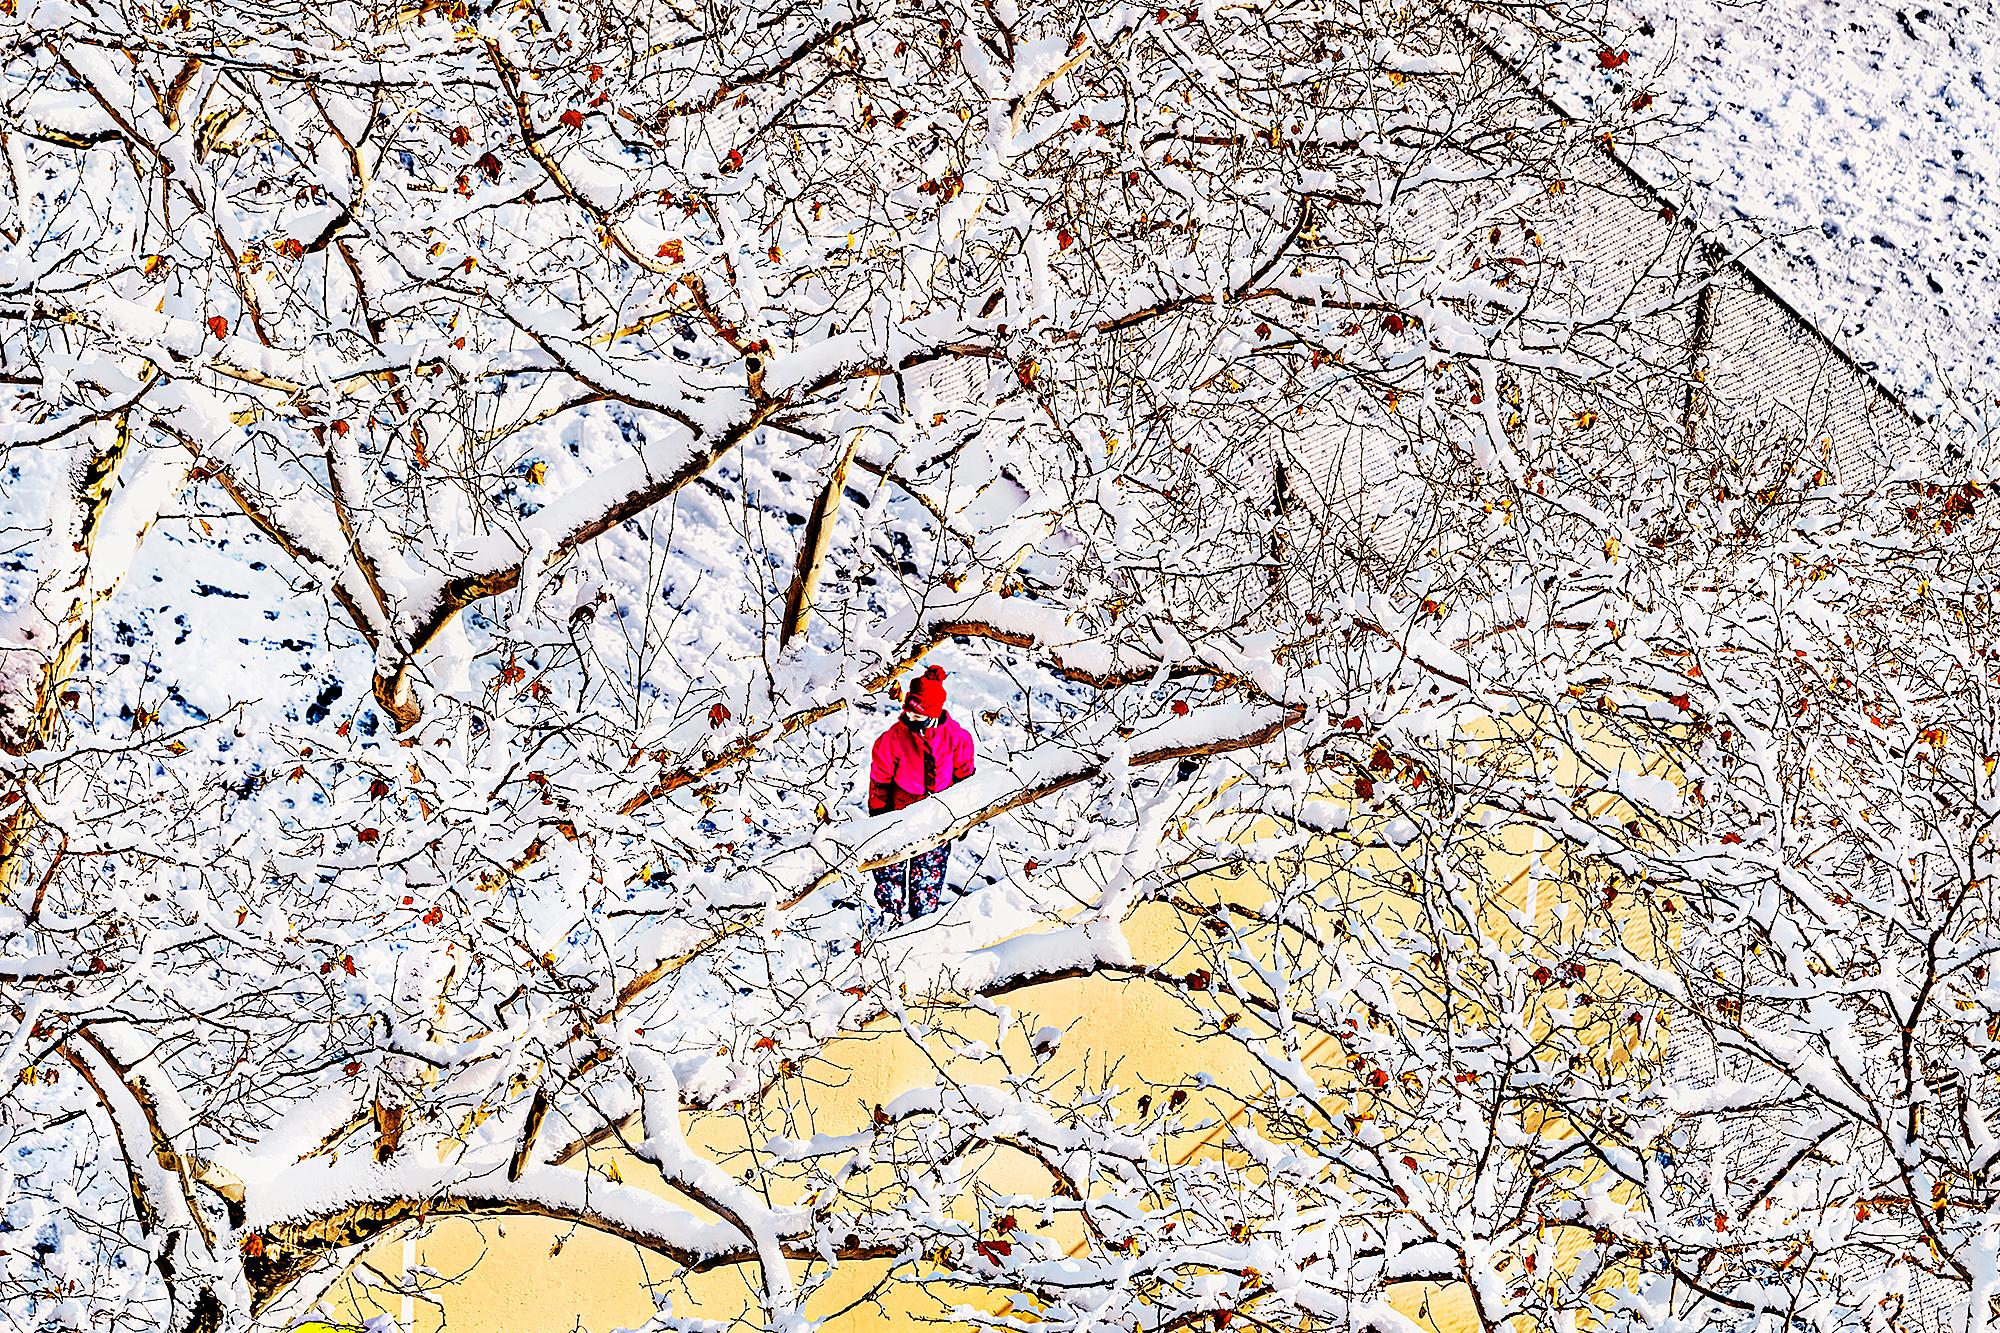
868, 714, 975, 814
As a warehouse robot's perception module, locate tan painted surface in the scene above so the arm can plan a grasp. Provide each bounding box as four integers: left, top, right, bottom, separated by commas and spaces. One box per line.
314, 735, 1678, 1332
314, 948, 1250, 1332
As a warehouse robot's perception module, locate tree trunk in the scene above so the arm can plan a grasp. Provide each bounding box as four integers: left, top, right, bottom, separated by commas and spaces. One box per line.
1, 418, 162, 891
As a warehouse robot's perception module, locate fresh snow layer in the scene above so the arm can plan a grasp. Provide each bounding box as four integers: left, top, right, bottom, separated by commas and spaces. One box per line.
1581, 0, 2000, 419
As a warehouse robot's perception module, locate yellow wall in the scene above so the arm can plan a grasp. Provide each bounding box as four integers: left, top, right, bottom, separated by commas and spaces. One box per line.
312, 731, 1679, 1332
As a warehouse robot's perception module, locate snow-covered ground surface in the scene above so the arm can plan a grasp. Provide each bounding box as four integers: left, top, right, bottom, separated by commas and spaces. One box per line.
1551, 0, 2000, 422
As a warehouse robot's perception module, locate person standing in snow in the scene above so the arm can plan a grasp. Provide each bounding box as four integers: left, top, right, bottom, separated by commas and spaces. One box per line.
867, 665, 975, 922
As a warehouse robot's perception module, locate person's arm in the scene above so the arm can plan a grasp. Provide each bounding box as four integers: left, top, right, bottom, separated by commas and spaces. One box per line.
868, 733, 897, 814
952, 725, 975, 782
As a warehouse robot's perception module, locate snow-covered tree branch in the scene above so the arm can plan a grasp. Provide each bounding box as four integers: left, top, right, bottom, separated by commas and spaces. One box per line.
2, 0, 1982, 1329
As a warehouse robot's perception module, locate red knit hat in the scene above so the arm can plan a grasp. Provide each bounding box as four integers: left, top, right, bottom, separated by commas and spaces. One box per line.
905, 665, 948, 718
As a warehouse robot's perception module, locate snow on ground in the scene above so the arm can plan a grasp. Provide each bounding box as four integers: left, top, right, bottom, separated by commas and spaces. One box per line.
1546, 0, 2000, 422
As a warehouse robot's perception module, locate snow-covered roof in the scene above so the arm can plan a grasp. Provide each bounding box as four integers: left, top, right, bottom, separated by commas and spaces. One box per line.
1264, 29, 1935, 546
1552, 0, 2000, 420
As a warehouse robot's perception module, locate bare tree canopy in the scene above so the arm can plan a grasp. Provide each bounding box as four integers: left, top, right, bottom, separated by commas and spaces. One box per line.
0, 0, 1990, 1330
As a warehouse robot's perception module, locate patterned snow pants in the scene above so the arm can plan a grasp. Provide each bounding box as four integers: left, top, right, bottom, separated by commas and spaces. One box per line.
872, 843, 949, 921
